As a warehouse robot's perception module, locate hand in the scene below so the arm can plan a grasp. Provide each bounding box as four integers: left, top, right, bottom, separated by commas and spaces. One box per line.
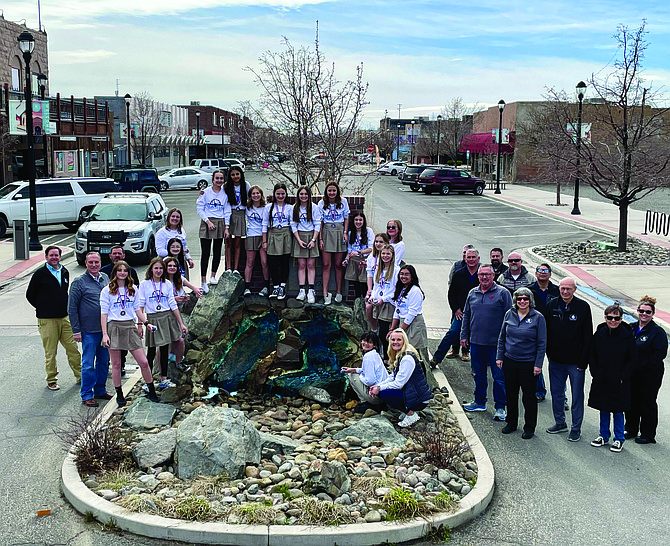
73, 333, 82, 342
194, 288, 203, 298
533, 366, 542, 376
206, 220, 215, 231
369, 385, 379, 397
175, 295, 187, 303
181, 324, 188, 335
455, 309, 463, 320
460, 338, 469, 349
224, 228, 230, 239
188, 259, 195, 269
386, 330, 392, 340
199, 189, 205, 196
307, 240, 315, 249
137, 324, 144, 339
319, 240, 325, 250
374, 298, 383, 306
496, 360, 503, 369
342, 232, 349, 244
341, 367, 355, 374
102, 334, 110, 348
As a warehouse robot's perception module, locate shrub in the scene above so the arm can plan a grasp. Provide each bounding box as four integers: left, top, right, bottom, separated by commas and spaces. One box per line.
383, 487, 420, 521
409, 419, 470, 473
175, 496, 212, 521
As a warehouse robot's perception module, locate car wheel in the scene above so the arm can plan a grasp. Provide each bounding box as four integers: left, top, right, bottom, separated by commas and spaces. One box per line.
440, 184, 451, 196
0, 217, 7, 238
410, 184, 419, 192
76, 253, 86, 266
391, 169, 397, 176
160, 181, 169, 191
197, 180, 208, 190
141, 186, 157, 193
474, 184, 484, 196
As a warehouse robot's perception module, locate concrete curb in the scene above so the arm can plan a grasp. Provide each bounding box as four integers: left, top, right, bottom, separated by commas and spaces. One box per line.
61, 370, 495, 545
0, 245, 74, 288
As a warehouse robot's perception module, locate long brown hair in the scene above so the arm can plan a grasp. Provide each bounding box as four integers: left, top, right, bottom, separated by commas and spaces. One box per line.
163, 257, 183, 293
292, 185, 313, 223
109, 260, 135, 296
371, 232, 390, 258
375, 244, 396, 284
145, 257, 166, 281
247, 185, 266, 209
166, 207, 184, 233
323, 181, 343, 208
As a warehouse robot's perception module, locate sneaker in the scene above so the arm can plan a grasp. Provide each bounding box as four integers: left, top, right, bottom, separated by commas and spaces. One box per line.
158, 379, 176, 389
623, 430, 636, 440
501, 424, 517, 434
47, 382, 60, 391
610, 440, 623, 453
493, 408, 507, 421
429, 358, 439, 369
243, 288, 251, 296
546, 423, 569, 434
398, 412, 420, 428
536, 394, 545, 402
324, 293, 332, 305
277, 286, 286, 300
460, 352, 470, 362
201, 282, 209, 294
445, 348, 459, 359
269, 286, 279, 299
259, 286, 269, 297
233, 269, 241, 276
307, 289, 316, 304
142, 384, 150, 393
463, 402, 486, 412
590, 435, 608, 447
296, 289, 306, 301
567, 430, 581, 442
334, 293, 343, 303
209, 276, 218, 285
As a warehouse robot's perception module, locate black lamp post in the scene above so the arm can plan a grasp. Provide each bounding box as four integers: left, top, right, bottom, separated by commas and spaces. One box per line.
18, 31, 42, 251
37, 73, 48, 178
495, 99, 505, 195
411, 120, 416, 164
436, 114, 442, 164
572, 81, 587, 215
124, 93, 131, 165
396, 103, 401, 161
195, 110, 201, 159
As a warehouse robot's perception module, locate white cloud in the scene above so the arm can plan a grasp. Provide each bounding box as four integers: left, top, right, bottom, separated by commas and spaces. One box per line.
51, 50, 117, 64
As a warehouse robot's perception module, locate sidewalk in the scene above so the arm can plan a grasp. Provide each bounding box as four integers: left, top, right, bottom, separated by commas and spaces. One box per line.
0, 240, 74, 287
485, 184, 670, 329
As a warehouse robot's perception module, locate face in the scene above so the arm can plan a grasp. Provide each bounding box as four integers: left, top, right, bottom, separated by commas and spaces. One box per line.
374, 237, 385, 250
151, 262, 164, 278
298, 189, 309, 203
516, 294, 530, 309
168, 211, 181, 228
535, 265, 551, 282
274, 188, 286, 202
462, 246, 470, 259
507, 253, 522, 273
165, 261, 179, 276
110, 247, 125, 263
389, 332, 404, 351
231, 170, 242, 183
380, 248, 393, 263
490, 250, 503, 267
386, 222, 398, 237
361, 338, 374, 352
251, 188, 262, 203
478, 267, 495, 290
86, 254, 101, 275
605, 311, 622, 329
638, 304, 654, 324
46, 249, 61, 267
115, 265, 128, 281
169, 241, 182, 256
399, 269, 412, 285
327, 185, 338, 201
212, 172, 225, 186
465, 251, 479, 268
559, 279, 576, 302
354, 215, 364, 229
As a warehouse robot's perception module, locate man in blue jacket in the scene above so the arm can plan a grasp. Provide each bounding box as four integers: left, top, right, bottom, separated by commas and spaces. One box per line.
460, 264, 513, 420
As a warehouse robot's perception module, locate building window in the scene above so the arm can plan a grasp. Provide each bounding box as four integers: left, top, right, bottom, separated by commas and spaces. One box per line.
11, 67, 20, 91
212, 113, 217, 126
220, 116, 225, 127
159, 111, 172, 127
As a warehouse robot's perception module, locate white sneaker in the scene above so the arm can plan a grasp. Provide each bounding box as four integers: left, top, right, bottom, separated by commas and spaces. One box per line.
259, 286, 269, 297
334, 293, 343, 303
296, 289, 306, 301
243, 288, 251, 296
233, 270, 241, 276
324, 293, 332, 305
277, 286, 286, 300
224, 269, 232, 274
269, 286, 279, 299
307, 289, 316, 304
201, 282, 209, 294
209, 276, 218, 285
398, 412, 420, 428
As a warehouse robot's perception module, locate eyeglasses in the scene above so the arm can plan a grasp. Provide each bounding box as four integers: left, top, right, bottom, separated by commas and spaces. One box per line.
508, 258, 521, 263
637, 309, 653, 315
536, 267, 550, 273
516, 296, 530, 301
605, 315, 622, 322
398, 272, 411, 277
386, 225, 397, 229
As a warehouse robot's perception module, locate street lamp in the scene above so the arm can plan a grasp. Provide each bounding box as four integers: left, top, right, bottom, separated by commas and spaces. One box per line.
37, 73, 48, 178
396, 103, 401, 161
124, 93, 131, 165
195, 110, 201, 159
572, 81, 587, 215
436, 114, 442, 164
495, 99, 505, 195
411, 120, 416, 164
18, 31, 42, 251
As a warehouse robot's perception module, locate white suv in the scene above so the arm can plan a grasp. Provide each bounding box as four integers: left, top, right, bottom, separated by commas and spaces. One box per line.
75, 193, 167, 265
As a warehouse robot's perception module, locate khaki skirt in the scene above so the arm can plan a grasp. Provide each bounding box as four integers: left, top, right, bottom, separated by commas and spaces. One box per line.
229, 209, 247, 238
267, 227, 293, 255
108, 320, 143, 351
292, 230, 319, 258
245, 235, 263, 251
372, 301, 395, 322
199, 217, 227, 239
345, 254, 368, 282
322, 223, 345, 253
405, 313, 428, 350
145, 310, 182, 347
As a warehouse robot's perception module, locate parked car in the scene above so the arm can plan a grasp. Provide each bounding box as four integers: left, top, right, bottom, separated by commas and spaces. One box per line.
418, 168, 486, 196
189, 159, 230, 173
110, 167, 161, 193
0, 177, 117, 238
399, 164, 437, 191
220, 158, 245, 171
377, 161, 406, 176
75, 193, 167, 265
159, 168, 210, 191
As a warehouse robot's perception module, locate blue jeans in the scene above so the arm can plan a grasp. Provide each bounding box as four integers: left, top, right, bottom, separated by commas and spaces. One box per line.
433, 317, 462, 363
600, 411, 625, 443
549, 359, 585, 432
536, 372, 546, 397
80, 332, 110, 401
471, 344, 506, 409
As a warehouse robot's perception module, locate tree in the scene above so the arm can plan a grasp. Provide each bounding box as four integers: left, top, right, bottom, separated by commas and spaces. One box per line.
438, 98, 477, 164
130, 91, 164, 166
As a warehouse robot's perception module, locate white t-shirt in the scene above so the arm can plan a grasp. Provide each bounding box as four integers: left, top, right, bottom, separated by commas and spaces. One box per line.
137, 279, 178, 314
371, 263, 399, 303
263, 202, 293, 231
246, 205, 267, 237
100, 285, 140, 322
229, 182, 251, 211
348, 227, 375, 253
156, 227, 191, 260
378, 354, 416, 391
196, 187, 232, 223
391, 240, 405, 264
317, 198, 350, 225
291, 205, 323, 233
356, 350, 390, 386
393, 284, 423, 325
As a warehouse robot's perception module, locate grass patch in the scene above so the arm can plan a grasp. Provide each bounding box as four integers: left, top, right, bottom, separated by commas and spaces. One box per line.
350, 475, 396, 497
424, 524, 451, 542
231, 502, 282, 525
174, 496, 213, 521
95, 463, 135, 492
432, 492, 459, 513
101, 517, 122, 534
116, 494, 160, 515
468, 477, 477, 488
291, 497, 357, 526
383, 487, 421, 521
84, 511, 96, 523
273, 483, 292, 500
189, 473, 230, 496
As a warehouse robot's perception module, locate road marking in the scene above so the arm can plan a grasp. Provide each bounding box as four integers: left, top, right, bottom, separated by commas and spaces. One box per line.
493, 231, 588, 238
475, 224, 571, 229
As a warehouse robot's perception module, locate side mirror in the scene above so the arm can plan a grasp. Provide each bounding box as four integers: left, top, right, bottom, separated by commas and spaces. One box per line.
80, 210, 90, 219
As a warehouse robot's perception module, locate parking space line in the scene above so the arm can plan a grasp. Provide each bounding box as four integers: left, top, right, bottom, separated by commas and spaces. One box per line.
493, 231, 588, 238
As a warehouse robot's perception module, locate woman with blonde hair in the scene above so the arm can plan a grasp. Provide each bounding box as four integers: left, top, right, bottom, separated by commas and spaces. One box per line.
366, 243, 399, 357
368, 329, 433, 428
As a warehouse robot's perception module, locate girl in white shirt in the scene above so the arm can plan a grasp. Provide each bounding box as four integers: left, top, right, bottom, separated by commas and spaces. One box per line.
341, 331, 389, 410
196, 170, 231, 293
318, 181, 349, 305
244, 185, 271, 297
156, 208, 194, 277
291, 185, 322, 304
262, 183, 293, 300
343, 211, 374, 299
100, 260, 158, 406
365, 233, 390, 328
367, 244, 399, 358
386, 219, 405, 265
224, 167, 251, 275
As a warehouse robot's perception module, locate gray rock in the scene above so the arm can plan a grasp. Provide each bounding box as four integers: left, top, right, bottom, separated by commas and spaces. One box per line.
305, 460, 351, 497
132, 428, 177, 469
405, 474, 419, 487
186, 271, 245, 340
98, 489, 119, 501
175, 406, 261, 480
137, 474, 160, 490
123, 398, 176, 430
461, 484, 472, 495
365, 510, 382, 523
335, 493, 352, 505
333, 415, 408, 448
258, 432, 300, 455
299, 386, 332, 404
437, 469, 451, 484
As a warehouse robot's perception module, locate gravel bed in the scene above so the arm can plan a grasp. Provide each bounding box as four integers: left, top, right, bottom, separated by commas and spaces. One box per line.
533, 238, 670, 266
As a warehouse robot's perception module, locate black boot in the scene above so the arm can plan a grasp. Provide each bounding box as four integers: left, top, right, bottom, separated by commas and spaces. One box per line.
115, 386, 127, 407
145, 382, 160, 403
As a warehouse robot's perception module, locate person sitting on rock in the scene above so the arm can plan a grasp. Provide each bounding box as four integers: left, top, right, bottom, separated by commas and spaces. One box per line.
341, 331, 389, 413
368, 329, 433, 428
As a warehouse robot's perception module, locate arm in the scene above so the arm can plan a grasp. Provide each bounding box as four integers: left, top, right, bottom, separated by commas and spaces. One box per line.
25, 269, 41, 308
377, 355, 415, 391
196, 192, 209, 223
496, 311, 509, 364
460, 296, 472, 347
155, 228, 169, 257
578, 302, 593, 370
534, 313, 547, 370
401, 287, 422, 326
182, 278, 202, 297
99, 289, 110, 346
68, 279, 82, 340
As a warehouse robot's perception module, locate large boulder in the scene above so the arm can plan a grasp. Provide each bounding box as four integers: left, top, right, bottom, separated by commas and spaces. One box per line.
123, 398, 176, 430
333, 415, 408, 448
132, 428, 177, 469
187, 271, 245, 341
175, 406, 261, 480
305, 460, 350, 497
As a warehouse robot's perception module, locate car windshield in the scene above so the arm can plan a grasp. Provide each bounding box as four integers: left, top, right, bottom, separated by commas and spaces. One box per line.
405, 167, 423, 174
89, 202, 148, 221
420, 169, 438, 177
0, 183, 20, 198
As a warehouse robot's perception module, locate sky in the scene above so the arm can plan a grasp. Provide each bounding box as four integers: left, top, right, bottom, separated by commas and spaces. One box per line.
4, 0, 670, 127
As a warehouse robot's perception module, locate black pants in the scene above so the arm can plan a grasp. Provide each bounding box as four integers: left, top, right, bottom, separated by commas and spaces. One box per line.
353, 281, 366, 298
502, 359, 538, 432
147, 344, 169, 377
268, 253, 290, 286
378, 319, 391, 360
200, 238, 224, 277
626, 368, 664, 440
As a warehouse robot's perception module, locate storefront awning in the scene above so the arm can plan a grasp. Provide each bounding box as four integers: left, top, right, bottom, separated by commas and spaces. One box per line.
460, 132, 515, 154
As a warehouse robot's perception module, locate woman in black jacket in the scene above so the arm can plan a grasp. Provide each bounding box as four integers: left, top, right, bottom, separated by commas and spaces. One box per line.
625, 296, 667, 444
588, 303, 636, 453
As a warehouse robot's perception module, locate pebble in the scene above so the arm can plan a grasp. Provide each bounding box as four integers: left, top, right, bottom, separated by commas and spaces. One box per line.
534, 238, 670, 266
365, 510, 382, 523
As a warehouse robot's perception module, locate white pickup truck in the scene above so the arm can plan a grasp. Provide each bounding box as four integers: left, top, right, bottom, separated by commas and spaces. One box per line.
0, 177, 118, 238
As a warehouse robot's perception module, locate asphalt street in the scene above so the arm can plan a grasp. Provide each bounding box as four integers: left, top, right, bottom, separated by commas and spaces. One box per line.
0, 173, 668, 545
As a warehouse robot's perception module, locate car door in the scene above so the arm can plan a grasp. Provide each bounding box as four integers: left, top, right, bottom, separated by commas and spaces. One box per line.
41, 182, 76, 223
11, 185, 47, 224
458, 170, 473, 191
168, 169, 189, 189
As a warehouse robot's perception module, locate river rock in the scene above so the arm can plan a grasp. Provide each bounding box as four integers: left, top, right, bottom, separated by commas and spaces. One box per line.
132, 428, 177, 469
186, 271, 245, 341
258, 431, 299, 455
299, 386, 332, 404
333, 415, 407, 448
123, 398, 176, 430
305, 460, 350, 497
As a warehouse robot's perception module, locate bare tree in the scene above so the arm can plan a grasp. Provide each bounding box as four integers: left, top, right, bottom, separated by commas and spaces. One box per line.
439, 99, 477, 163
130, 91, 164, 166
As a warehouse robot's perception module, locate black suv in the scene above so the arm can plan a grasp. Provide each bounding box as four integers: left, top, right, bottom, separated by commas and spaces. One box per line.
110, 167, 161, 193
399, 164, 437, 192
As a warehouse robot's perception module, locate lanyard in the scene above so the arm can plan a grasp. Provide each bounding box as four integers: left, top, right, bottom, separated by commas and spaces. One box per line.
151, 279, 163, 308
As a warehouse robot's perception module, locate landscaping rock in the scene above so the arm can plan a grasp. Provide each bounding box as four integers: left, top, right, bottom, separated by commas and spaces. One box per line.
123, 398, 176, 430
186, 271, 245, 341
305, 460, 351, 497
299, 386, 332, 404
258, 431, 299, 455
132, 428, 177, 469
333, 415, 408, 448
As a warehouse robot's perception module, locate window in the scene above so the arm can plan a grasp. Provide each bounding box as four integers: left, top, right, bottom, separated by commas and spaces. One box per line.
212, 113, 217, 126
11, 67, 20, 91
39, 183, 74, 197
159, 111, 172, 127
459, 171, 470, 178
220, 116, 225, 127
79, 180, 118, 194
15, 187, 31, 199
140, 171, 158, 182
90, 152, 99, 169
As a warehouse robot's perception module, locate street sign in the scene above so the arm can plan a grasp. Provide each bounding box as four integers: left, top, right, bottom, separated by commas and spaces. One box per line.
367, 145, 374, 153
